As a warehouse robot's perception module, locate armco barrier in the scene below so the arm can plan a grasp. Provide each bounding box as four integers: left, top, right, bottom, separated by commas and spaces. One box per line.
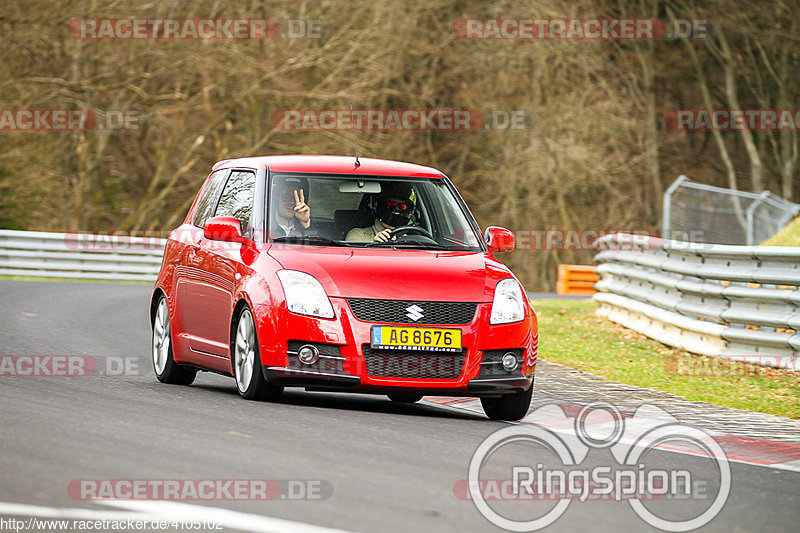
593, 233, 800, 369
0, 229, 165, 282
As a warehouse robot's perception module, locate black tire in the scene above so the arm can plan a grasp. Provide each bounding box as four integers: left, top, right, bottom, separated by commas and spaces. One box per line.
387, 393, 424, 403
480, 381, 534, 421
232, 306, 283, 402
152, 295, 197, 385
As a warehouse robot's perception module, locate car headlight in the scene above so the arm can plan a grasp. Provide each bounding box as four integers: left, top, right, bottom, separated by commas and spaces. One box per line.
277, 270, 335, 319
490, 278, 525, 324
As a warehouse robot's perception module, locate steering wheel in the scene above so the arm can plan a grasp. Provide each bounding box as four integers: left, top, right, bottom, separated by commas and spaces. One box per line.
390, 225, 434, 240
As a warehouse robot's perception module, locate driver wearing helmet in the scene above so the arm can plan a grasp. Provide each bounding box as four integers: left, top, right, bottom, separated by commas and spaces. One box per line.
346, 182, 414, 242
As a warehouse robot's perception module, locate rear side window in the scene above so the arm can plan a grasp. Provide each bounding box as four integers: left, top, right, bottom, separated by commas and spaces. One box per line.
214, 170, 256, 233
193, 169, 229, 228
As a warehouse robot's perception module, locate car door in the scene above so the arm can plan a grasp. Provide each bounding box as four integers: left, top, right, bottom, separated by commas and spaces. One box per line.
173, 168, 229, 344
183, 169, 257, 364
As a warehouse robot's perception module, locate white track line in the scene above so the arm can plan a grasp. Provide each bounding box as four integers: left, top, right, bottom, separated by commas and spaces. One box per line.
0, 502, 145, 520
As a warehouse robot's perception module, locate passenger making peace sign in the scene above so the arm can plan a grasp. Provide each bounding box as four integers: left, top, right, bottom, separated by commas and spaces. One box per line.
272, 178, 312, 238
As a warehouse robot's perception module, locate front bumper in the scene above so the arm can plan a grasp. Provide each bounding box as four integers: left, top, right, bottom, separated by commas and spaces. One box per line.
262, 366, 532, 396
466, 376, 533, 394
255, 297, 536, 397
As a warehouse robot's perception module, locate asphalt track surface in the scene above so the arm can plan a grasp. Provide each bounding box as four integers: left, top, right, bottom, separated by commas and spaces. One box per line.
1, 279, 798, 532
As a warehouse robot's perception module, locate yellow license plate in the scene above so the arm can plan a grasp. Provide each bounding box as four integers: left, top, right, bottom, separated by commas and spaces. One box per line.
371, 326, 462, 352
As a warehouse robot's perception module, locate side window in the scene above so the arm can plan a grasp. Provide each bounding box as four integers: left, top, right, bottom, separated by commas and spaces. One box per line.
214, 170, 256, 233
193, 169, 229, 228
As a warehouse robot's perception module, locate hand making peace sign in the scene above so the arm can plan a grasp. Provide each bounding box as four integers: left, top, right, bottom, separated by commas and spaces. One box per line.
293, 189, 311, 228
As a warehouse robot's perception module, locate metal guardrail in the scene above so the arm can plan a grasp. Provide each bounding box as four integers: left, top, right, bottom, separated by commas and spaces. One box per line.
0, 229, 165, 282
593, 233, 800, 369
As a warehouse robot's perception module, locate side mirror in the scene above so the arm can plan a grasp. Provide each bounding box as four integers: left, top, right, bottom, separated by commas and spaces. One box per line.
484, 226, 515, 253
204, 216, 246, 243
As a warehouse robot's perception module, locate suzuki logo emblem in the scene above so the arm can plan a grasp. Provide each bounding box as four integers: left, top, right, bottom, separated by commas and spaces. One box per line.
405, 304, 424, 322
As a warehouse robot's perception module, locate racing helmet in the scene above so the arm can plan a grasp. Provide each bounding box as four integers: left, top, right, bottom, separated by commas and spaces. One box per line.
376, 182, 414, 228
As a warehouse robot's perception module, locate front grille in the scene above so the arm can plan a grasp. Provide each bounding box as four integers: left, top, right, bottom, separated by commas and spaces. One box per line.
347, 299, 478, 325
362, 345, 465, 379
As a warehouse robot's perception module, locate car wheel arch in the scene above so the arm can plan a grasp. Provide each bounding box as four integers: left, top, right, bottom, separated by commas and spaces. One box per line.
229, 296, 255, 374
150, 288, 167, 327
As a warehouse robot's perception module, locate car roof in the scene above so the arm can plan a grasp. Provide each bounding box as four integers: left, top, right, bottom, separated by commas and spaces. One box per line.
211, 155, 445, 178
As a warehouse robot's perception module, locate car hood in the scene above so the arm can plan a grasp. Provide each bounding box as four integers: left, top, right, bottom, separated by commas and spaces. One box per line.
267, 245, 513, 302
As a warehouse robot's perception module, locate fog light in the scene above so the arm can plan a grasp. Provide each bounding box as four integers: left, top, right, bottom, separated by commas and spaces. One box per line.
297, 344, 320, 365
501, 352, 519, 372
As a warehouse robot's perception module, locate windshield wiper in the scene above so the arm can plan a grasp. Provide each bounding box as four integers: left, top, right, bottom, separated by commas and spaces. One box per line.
272, 236, 347, 246
368, 241, 448, 250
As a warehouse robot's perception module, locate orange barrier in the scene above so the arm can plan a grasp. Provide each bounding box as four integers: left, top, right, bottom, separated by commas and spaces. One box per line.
556, 264, 599, 295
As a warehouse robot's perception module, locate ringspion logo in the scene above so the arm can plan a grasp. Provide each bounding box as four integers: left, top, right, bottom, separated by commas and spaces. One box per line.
463, 402, 730, 531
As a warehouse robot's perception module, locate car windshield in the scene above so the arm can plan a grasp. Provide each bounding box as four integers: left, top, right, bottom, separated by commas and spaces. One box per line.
268, 174, 484, 251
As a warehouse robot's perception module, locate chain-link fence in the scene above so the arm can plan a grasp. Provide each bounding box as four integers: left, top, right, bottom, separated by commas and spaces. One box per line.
662, 176, 800, 245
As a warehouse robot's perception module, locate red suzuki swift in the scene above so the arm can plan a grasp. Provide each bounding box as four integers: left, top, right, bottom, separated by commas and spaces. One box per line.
150, 155, 537, 420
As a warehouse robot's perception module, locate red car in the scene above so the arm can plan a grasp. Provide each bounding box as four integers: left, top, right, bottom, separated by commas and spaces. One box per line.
150, 155, 537, 420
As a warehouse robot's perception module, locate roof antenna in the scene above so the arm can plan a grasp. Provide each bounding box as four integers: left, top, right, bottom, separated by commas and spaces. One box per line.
349, 99, 360, 167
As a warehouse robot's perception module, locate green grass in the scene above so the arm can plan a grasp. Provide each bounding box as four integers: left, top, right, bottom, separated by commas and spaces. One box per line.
533, 299, 800, 419
763, 215, 800, 246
